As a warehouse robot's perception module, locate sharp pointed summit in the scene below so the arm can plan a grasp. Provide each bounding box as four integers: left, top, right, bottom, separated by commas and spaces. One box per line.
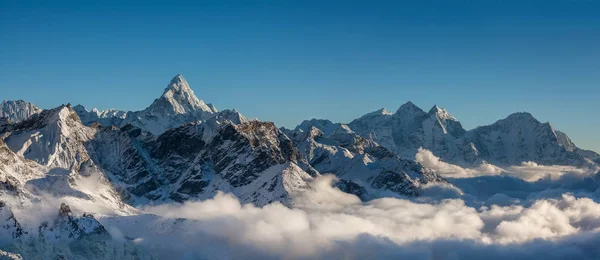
151, 74, 215, 115
395, 101, 425, 115
163, 74, 193, 98
70, 75, 239, 135
428, 105, 442, 114
428, 105, 457, 121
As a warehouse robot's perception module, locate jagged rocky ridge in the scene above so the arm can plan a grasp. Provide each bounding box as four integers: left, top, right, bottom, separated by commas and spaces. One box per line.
88, 118, 318, 206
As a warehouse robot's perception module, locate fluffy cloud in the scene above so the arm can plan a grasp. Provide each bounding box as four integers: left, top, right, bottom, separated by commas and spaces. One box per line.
416, 148, 599, 182
508, 161, 596, 181
95, 175, 600, 259
5, 150, 600, 259
415, 148, 504, 178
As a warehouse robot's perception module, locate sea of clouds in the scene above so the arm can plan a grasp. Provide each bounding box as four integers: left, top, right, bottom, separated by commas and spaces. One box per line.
5, 148, 600, 259
96, 149, 600, 259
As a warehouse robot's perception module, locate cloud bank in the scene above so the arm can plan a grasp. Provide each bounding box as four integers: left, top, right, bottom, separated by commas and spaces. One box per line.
416, 147, 599, 182
96, 174, 600, 259
4, 150, 600, 259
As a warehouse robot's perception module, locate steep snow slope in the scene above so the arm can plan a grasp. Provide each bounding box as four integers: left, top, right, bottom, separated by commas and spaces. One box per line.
285, 119, 447, 199
2, 105, 94, 170
0, 100, 41, 123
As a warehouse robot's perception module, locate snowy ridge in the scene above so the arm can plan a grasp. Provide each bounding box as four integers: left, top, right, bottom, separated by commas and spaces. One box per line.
0, 100, 41, 123
3, 105, 94, 170
83, 115, 316, 206
149, 74, 217, 115
349, 102, 598, 167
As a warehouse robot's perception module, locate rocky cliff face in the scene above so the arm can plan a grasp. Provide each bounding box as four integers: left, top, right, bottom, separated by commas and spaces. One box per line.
88, 118, 316, 206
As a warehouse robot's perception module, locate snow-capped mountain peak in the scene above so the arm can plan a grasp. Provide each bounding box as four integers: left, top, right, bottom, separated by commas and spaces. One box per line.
501, 112, 540, 125
428, 105, 457, 121
68, 75, 244, 136
149, 74, 216, 116
11, 104, 82, 131
362, 108, 393, 118
396, 101, 424, 114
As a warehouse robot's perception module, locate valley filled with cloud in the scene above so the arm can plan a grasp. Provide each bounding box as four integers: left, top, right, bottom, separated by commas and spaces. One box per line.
7, 149, 600, 259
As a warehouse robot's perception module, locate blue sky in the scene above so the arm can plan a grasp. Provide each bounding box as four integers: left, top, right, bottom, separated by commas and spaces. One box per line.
1, 1, 599, 152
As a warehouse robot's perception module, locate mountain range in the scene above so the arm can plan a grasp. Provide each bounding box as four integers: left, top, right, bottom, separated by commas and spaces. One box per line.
0, 74, 598, 258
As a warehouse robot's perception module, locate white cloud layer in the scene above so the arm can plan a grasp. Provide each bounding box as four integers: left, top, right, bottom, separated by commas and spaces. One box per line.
95, 175, 600, 259
4, 150, 600, 259
416, 148, 599, 182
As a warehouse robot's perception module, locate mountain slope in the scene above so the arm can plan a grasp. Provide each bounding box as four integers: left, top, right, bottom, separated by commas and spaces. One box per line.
467, 112, 594, 166
2, 105, 94, 170
88, 119, 316, 206
0, 76, 316, 208
285, 119, 447, 199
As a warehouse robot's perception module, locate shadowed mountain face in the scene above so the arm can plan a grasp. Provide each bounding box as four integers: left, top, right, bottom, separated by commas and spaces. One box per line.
87, 119, 318, 206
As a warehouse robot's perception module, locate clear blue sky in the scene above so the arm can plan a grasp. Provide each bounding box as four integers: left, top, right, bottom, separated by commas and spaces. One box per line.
1, 1, 599, 152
